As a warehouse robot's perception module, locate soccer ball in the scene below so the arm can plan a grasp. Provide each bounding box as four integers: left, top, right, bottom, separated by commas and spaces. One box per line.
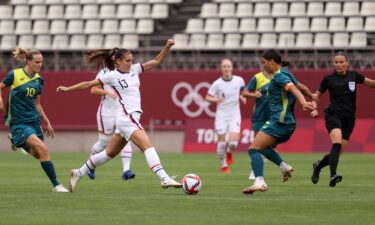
182, 174, 202, 195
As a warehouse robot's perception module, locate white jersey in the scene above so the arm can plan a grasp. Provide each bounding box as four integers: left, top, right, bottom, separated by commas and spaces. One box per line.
96, 69, 121, 117
98, 63, 144, 115
207, 75, 245, 119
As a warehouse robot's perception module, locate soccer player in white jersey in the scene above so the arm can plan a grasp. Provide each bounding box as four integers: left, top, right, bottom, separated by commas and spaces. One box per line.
87, 69, 135, 181
205, 58, 246, 173
57, 39, 182, 192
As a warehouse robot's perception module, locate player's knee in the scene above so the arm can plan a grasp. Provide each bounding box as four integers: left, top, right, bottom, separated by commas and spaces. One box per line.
98, 134, 111, 149
228, 141, 238, 150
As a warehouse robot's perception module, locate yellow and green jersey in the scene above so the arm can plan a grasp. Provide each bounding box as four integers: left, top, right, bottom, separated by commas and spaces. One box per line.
2, 68, 43, 126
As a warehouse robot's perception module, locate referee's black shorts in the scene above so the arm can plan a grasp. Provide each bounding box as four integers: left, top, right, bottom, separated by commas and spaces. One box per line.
324, 109, 355, 140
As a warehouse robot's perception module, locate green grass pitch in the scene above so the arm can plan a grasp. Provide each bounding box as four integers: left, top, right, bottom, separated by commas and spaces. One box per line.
0, 152, 374, 225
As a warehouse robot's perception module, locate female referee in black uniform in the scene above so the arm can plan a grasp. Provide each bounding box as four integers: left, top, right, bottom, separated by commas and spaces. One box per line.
311, 51, 375, 187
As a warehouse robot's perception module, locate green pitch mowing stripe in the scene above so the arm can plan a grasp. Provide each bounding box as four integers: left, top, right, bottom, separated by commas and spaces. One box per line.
0, 152, 374, 225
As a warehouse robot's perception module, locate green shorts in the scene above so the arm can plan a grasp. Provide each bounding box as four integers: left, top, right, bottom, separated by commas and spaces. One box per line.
252, 120, 267, 132
10, 121, 44, 152
260, 121, 296, 144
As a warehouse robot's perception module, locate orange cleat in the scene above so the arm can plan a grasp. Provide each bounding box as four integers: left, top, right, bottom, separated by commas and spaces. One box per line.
221, 166, 231, 174
226, 152, 233, 165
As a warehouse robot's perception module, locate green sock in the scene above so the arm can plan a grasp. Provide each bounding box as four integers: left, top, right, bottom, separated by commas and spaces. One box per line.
248, 149, 264, 177
40, 161, 59, 187
262, 147, 283, 166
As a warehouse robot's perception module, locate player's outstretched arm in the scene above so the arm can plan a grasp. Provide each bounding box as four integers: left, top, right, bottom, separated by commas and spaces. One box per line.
36, 96, 54, 138
287, 83, 314, 111
0, 82, 5, 111
57, 79, 101, 93
363, 77, 375, 88
90, 85, 117, 99
142, 39, 175, 71
242, 89, 262, 98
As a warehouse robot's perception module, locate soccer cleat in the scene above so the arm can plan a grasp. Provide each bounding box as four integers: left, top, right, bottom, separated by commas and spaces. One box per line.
242, 183, 268, 194
161, 177, 182, 189
87, 169, 96, 180
311, 160, 321, 184
281, 164, 294, 182
226, 152, 233, 165
221, 166, 231, 174
329, 175, 343, 187
122, 170, 136, 180
52, 184, 69, 193
70, 169, 82, 193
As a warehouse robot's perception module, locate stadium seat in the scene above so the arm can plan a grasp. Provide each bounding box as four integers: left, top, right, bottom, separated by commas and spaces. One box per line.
310, 18, 328, 32
122, 34, 139, 50
361, 2, 375, 16
0, 5, 13, 19
18, 35, 35, 49
254, 2, 271, 17
206, 34, 224, 49
104, 34, 121, 48
328, 17, 346, 32
63, 0, 79, 3
102, 20, 119, 34
189, 34, 206, 49
166, 0, 182, 3
149, 0, 166, 3
116, 4, 133, 18
364, 17, 375, 32
236, 3, 252, 18
67, 20, 84, 34
257, 18, 274, 32
13, 5, 30, 19
278, 33, 294, 48
350, 32, 367, 47
114, 0, 132, 3
33, 20, 50, 34
99, 5, 117, 19
346, 17, 363, 32
69, 35, 86, 50
65, 5, 81, 19
333, 33, 349, 47
0, 35, 17, 50
218, 3, 236, 18
47, 5, 64, 19
84, 20, 101, 34
97, 0, 115, 3
324, 2, 342, 16
306, 2, 323, 16
185, 18, 204, 33
151, 4, 168, 19
271, 2, 288, 17
119, 20, 136, 33
0, 21, 15, 35
172, 33, 189, 49
295, 33, 313, 48
82, 5, 99, 19
239, 18, 256, 33
50, 20, 67, 34
241, 33, 259, 49
133, 4, 151, 18
52, 35, 69, 49
131, 0, 149, 3
289, 2, 305, 16
81, 0, 97, 3
10, 0, 28, 4
224, 34, 241, 49
30, 5, 47, 19
15, 20, 32, 35
136, 19, 154, 34
200, 3, 218, 18
30, 0, 45, 4
314, 33, 331, 48
87, 34, 104, 49
35, 35, 52, 50
275, 18, 292, 32
342, 2, 359, 16
292, 18, 310, 32
46, 0, 62, 4
222, 18, 239, 33
260, 33, 277, 48
204, 19, 221, 33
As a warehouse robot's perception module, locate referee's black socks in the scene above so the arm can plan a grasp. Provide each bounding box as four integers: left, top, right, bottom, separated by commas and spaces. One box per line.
329, 143, 342, 178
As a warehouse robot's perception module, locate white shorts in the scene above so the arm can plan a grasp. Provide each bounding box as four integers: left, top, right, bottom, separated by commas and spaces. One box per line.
215, 116, 241, 135
97, 114, 116, 135
115, 112, 144, 141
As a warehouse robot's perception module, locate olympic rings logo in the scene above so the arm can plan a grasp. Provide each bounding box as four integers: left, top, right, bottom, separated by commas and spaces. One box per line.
171, 82, 215, 118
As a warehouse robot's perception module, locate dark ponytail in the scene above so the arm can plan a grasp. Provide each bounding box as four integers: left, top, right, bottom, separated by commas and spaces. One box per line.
85, 48, 130, 71
262, 49, 291, 67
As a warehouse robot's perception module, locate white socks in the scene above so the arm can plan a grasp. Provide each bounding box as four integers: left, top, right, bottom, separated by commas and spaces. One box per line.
90, 134, 111, 156
144, 147, 169, 181
217, 141, 227, 168
120, 143, 133, 172
78, 151, 112, 176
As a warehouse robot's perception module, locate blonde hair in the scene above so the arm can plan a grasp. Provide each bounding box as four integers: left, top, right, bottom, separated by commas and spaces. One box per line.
13, 47, 41, 61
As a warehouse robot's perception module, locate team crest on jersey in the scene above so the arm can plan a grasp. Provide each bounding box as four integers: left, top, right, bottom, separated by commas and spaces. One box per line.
348, 82, 355, 92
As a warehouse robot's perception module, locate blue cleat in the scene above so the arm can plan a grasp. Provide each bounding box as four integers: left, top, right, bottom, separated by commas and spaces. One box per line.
87, 169, 96, 180
122, 170, 136, 180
